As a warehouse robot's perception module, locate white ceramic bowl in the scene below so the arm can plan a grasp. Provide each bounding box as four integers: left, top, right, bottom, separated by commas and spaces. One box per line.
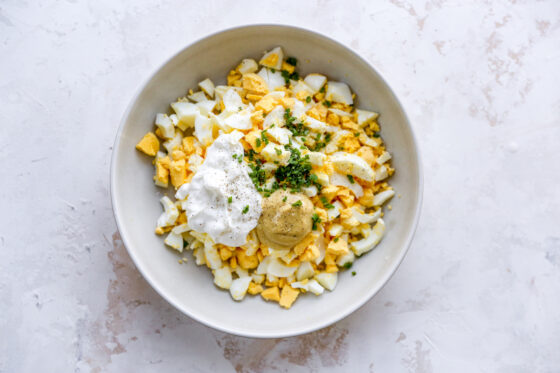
111, 24, 422, 338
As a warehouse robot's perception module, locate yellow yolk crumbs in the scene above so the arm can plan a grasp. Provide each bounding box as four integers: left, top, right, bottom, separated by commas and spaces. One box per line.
321, 185, 339, 202
356, 146, 375, 166
307, 104, 327, 121
293, 233, 316, 256
282, 61, 295, 74
227, 70, 242, 87
299, 244, 320, 262
245, 130, 265, 152
154, 156, 170, 187
255, 96, 278, 113
236, 249, 259, 269
136, 132, 159, 156
337, 188, 355, 207
279, 286, 299, 309
295, 90, 312, 101
172, 150, 186, 161
326, 113, 340, 126
324, 254, 339, 273
342, 134, 361, 153
261, 54, 279, 68
248, 282, 263, 295
340, 117, 360, 131
327, 238, 349, 256
250, 110, 264, 128
246, 93, 264, 102
358, 188, 375, 207
261, 286, 281, 302
279, 97, 295, 109
170, 159, 187, 188
182, 137, 197, 155
242, 73, 269, 95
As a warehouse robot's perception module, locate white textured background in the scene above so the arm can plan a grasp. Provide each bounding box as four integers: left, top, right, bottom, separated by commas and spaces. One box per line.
1, 1, 559, 372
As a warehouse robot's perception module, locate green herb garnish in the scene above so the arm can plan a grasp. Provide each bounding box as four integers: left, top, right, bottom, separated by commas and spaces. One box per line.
319, 86, 326, 93
281, 69, 300, 84
283, 196, 287, 202
334, 237, 339, 242
248, 162, 266, 186
354, 132, 360, 137
281, 70, 291, 84
275, 145, 318, 192
292, 200, 302, 207
311, 213, 321, 230
306, 96, 312, 103
228, 196, 233, 204
373, 132, 380, 138
246, 149, 256, 161
261, 130, 269, 145
320, 196, 334, 209
323, 100, 332, 107
275, 148, 282, 156
343, 262, 353, 270
256, 138, 262, 148
347, 174, 355, 184
286, 56, 298, 66
352, 271, 356, 276
284, 108, 310, 137
242, 205, 249, 214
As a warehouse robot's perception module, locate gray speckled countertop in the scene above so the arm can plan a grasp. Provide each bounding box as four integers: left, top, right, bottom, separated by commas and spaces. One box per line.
2, 1, 559, 372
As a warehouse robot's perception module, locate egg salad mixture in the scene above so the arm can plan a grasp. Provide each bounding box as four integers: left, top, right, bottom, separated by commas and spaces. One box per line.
135, 46, 395, 309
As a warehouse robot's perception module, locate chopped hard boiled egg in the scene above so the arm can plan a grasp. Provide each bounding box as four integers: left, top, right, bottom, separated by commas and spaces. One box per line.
259, 46, 284, 70
136, 46, 397, 309
325, 81, 353, 105
330, 152, 375, 182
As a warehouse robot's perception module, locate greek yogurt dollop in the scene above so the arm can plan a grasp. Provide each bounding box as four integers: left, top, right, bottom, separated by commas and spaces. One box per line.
175, 131, 262, 246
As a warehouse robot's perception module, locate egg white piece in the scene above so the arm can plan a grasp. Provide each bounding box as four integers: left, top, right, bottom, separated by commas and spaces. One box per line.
329, 172, 364, 198
263, 106, 286, 128
213, 266, 233, 289
171, 102, 199, 130
330, 152, 375, 182
266, 126, 292, 144
164, 231, 184, 252
303, 73, 327, 93
188, 91, 208, 103
163, 131, 183, 154
238, 58, 258, 74
259, 46, 284, 70
325, 81, 353, 105
229, 276, 252, 301
198, 78, 215, 98
291, 279, 324, 295
157, 196, 179, 228
351, 218, 385, 256
315, 272, 338, 291
257, 68, 285, 91
356, 109, 379, 127
373, 190, 395, 206
155, 113, 175, 139
296, 261, 315, 281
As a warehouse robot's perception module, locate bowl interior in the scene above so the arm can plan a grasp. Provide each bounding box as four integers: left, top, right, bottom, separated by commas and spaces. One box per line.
111, 25, 421, 338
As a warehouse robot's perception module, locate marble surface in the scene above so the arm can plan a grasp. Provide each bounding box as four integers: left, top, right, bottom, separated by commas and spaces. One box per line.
1, 1, 559, 372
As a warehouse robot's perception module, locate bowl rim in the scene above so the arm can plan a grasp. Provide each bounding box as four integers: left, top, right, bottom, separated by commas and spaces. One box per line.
110, 23, 423, 338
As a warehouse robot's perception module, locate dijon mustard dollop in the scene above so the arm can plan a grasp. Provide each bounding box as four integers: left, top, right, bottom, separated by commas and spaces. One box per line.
256, 190, 314, 250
